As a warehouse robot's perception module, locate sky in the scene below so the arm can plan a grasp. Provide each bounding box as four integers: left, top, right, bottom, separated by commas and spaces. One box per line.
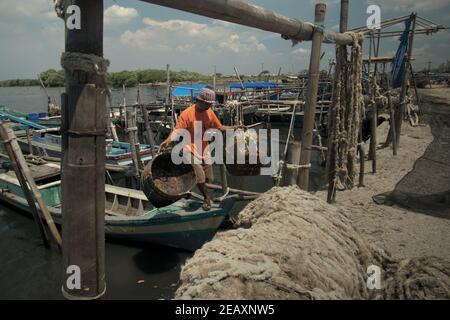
0, 0, 449, 80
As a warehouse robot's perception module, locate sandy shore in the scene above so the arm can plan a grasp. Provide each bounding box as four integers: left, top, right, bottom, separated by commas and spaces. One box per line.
316, 87, 450, 261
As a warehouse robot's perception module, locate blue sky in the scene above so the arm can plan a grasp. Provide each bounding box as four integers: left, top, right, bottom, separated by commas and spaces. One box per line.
0, 0, 449, 80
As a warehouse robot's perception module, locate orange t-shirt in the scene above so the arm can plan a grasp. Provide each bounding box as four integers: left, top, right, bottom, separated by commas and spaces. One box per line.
173, 104, 222, 160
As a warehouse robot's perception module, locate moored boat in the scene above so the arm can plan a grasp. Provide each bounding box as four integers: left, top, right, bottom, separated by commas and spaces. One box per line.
0, 160, 235, 251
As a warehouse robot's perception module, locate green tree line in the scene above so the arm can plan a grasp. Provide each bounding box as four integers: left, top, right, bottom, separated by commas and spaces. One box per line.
0, 68, 210, 88
433, 60, 450, 73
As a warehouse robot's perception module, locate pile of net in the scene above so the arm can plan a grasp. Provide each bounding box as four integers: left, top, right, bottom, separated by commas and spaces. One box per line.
175, 187, 450, 300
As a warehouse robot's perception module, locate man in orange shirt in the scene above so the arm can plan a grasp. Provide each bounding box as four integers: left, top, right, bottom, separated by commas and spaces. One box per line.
159, 88, 244, 211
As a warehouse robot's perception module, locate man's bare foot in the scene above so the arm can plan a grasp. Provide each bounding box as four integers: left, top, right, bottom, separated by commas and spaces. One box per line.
202, 198, 211, 211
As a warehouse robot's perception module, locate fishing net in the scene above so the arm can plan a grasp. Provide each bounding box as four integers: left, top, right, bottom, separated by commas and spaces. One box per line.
327, 33, 365, 195
175, 187, 450, 300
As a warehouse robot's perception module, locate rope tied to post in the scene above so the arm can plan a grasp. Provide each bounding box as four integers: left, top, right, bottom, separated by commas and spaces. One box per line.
61, 52, 110, 76
53, 0, 68, 19
60, 52, 113, 138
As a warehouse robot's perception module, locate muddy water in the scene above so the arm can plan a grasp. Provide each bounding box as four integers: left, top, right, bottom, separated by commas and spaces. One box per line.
0, 86, 327, 299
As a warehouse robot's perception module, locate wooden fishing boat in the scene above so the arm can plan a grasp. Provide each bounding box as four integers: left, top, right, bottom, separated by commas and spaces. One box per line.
1, 110, 157, 166
0, 160, 235, 251
0, 106, 60, 127
15, 129, 155, 166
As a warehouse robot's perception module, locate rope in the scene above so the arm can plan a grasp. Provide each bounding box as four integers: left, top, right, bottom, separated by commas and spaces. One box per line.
53, 0, 67, 19
286, 163, 312, 169
61, 52, 110, 76
60, 52, 114, 138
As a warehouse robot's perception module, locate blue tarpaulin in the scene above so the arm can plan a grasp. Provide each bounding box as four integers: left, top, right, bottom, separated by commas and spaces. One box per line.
172, 84, 209, 97
229, 82, 278, 89
391, 18, 412, 89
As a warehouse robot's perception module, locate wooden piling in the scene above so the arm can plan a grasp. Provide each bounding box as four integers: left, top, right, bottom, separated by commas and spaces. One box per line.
106, 90, 119, 142
386, 76, 398, 156
285, 141, 301, 186
220, 165, 228, 194
297, 3, 326, 191
126, 109, 142, 179
26, 128, 33, 155
166, 64, 171, 103
61, 0, 106, 300
141, 105, 156, 147
370, 74, 377, 173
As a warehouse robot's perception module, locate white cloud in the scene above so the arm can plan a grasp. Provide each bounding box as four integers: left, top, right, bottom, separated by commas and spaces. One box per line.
104, 5, 138, 25
0, 0, 56, 19
0, 0, 56, 21
292, 47, 311, 55
121, 18, 267, 55
368, 0, 450, 12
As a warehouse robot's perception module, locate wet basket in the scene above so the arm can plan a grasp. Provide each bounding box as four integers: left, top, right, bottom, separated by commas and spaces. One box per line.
141, 152, 196, 208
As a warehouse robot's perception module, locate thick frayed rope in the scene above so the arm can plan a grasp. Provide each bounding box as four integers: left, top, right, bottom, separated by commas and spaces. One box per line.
61, 52, 110, 76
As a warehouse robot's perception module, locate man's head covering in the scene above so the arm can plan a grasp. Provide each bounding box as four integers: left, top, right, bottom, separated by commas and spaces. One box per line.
197, 88, 216, 104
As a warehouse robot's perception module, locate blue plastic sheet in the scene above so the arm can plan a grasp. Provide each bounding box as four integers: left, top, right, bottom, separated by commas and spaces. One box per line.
391, 18, 412, 89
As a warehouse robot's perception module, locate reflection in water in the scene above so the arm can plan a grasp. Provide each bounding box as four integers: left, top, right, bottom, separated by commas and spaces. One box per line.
0, 205, 191, 300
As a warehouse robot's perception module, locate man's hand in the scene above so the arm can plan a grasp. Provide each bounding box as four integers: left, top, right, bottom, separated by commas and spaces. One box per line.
235, 124, 247, 130
158, 140, 170, 153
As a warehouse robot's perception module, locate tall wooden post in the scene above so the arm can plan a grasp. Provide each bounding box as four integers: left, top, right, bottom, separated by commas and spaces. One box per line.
166, 64, 171, 103
127, 108, 142, 178
339, 0, 349, 33
61, 0, 106, 300
213, 65, 217, 91
297, 3, 326, 190
285, 141, 301, 186
370, 73, 377, 173
395, 13, 417, 148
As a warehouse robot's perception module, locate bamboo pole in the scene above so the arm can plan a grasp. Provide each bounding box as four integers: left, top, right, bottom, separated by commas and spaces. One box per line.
139, 0, 353, 45
386, 76, 397, 156
220, 165, 228, 193
205, 183, 260, 197
166, 64, 171, 104
140, 104, 156, 148
370, 74, 378, 173
26, 128, 33, 155
285, 141, 301, 186
126, 109, 141, 178
106, 90, 119, 142
297, 3, 326, 191
61, 0, 106, 300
